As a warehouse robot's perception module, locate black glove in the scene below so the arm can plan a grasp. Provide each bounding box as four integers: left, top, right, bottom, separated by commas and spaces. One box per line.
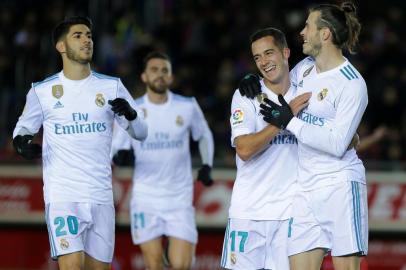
239, 73, 261, 99
259, 95, 293, 129
108, 98, 137, 121
112, 149, 134, 166
197, 165, 213, 186
13, 135, 42, 160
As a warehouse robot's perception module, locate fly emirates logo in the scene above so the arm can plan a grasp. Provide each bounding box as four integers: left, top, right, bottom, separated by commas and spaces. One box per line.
297, 109, 325, 127
141, 132, 183, 150
54, 112, 107, 135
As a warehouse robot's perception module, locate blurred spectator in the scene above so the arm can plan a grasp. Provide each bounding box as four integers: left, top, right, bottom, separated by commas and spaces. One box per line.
358, 126, 388, 153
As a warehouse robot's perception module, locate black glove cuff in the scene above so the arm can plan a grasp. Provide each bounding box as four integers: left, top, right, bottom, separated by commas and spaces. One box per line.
126, 109, 137, 121
13, 135, 33, 153
200, 164, 211, 172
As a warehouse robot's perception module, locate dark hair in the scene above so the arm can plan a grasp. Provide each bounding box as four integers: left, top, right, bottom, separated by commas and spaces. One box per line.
250, 27, 288, 51
143, 51, 171, 70
52, 16, 93, 46
310, 2, 361, 54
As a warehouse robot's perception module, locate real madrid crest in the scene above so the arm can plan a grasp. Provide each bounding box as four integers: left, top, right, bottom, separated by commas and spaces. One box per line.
303, 66, 314, 78
60, 238, 69, 250
176, 115, 184, 126
230, 253, 237, 264
52, 85, 64, 99
317, 88, 328, 101
256, 92, 268, 104
95, 93, 106, 107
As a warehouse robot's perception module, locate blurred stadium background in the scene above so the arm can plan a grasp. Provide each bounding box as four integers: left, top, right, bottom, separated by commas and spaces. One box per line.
0, 0, 405, 269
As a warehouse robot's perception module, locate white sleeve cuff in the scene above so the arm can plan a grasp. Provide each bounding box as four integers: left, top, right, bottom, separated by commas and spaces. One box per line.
231, 128, 251, 147
286, 117, 304, 136
127, 116, 148, 140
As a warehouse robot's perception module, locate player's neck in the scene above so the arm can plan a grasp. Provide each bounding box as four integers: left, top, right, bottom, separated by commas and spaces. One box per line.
62, 61, 91, 80
263, 73, 290, 96
147, 89, 168, 104
314, 46, 345, 73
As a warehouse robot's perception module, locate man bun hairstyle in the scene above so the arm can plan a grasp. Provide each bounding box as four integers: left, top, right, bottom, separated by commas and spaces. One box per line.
341, 1, 356, 13
310, 1, 361, 54
52, 16, 93, 46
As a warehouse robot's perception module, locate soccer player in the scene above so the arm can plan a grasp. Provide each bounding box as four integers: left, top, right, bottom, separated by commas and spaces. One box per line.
239, 2, 368, 270
220, 28, 310, 270
12, 16, 147, 270
111, 51, 214, 270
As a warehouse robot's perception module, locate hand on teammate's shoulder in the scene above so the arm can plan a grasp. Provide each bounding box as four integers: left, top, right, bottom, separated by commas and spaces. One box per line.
238, 73, 261, 99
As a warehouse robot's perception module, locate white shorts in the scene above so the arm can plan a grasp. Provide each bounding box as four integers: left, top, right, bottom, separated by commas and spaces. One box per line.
130, 202, 198, 245
221, 218, 290, 270
45, 202, 115, 263
288, 181, 368, 257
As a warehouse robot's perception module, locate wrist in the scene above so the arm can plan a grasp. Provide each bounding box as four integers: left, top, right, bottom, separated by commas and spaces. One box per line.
286, 117, 304, 135
13, 135, 32, 150
201, 164, 211, 170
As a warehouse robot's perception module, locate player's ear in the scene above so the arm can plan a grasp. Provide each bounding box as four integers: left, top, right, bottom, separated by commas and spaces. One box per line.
141, 72, 147, 83
283, 47, 290, 59
321, 27, 332, 42
168, 74, 174, 85
55, 40, 66, 54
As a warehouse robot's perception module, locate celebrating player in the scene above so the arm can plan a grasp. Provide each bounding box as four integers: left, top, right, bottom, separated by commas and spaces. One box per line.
238, 2, 368, 270
221, 28, 310, 270
13, 16, 147, 270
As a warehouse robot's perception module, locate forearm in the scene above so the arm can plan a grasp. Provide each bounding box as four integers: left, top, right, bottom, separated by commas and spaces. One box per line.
235, 125, 280, 161
198, 130, 214, 167
287, 82, 367, 157
287, 117, 358, 157
126, 117, 148, 141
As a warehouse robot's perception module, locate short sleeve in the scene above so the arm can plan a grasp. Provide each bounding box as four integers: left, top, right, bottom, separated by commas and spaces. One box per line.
230, 90, 256, 147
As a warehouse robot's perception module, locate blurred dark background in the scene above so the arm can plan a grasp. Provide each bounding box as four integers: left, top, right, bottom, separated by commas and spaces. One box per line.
0, 0, 405, 167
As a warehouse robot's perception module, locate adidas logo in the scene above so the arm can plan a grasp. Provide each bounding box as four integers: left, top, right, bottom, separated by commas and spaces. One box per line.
53, 101, 64, 109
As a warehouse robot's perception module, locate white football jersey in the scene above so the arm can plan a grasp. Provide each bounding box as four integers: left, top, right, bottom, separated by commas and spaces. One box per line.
112, 91, 213, 210
229, 80, 298, 220
13, 71, 147, 204
287, 57, 368, 190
